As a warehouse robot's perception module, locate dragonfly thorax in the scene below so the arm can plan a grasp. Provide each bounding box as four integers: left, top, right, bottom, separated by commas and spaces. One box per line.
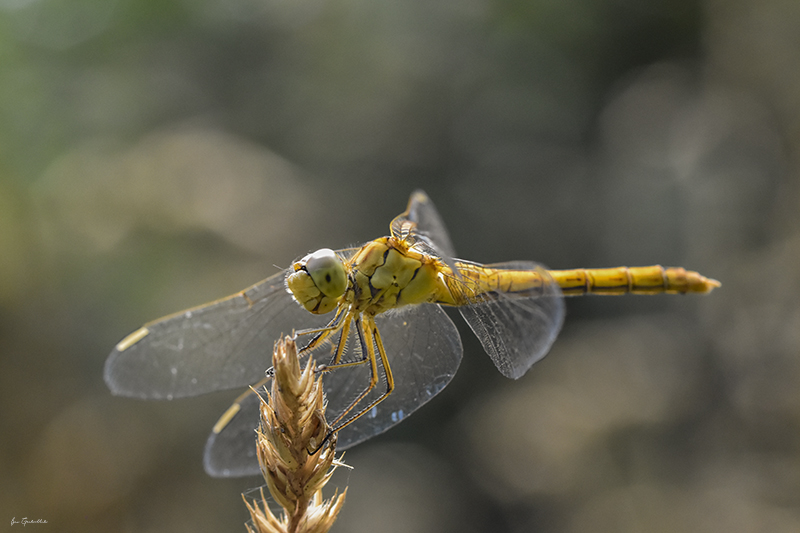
348, 237, 445, 315
286, 248, 348, 314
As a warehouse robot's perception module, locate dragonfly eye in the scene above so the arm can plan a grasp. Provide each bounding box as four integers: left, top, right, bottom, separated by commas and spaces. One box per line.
305, 248, 347, 298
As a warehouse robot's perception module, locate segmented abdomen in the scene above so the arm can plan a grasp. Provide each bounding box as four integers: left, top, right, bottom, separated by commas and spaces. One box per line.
438, 263, 720, 304
547, 266, 721, 295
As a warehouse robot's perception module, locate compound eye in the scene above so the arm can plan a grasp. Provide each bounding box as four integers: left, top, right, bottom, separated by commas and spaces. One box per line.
306, 248, 347, 298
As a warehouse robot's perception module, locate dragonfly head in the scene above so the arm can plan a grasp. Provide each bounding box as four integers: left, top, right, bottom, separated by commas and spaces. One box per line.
286, 248, 348, 314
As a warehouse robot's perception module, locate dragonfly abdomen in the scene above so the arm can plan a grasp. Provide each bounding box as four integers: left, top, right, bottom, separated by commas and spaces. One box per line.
438, 262, 552, 305
548, 266, 721, 296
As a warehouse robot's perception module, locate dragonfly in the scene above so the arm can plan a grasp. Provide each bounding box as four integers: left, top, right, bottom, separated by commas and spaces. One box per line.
105, 190, 720, 477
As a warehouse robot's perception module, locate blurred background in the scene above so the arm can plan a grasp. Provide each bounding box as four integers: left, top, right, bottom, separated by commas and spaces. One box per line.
1, 0, 798, 531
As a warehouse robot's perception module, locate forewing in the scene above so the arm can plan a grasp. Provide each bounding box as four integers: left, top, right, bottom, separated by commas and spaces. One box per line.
104, 270, 331, 399
203, 303, 463, 477
457, 261, 565, 379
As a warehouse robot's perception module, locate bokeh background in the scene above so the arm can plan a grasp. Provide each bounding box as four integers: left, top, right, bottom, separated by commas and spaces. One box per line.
1, 0, 799, 531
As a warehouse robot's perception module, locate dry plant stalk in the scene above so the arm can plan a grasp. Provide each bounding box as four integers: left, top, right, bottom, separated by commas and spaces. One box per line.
244, 336, 347, 533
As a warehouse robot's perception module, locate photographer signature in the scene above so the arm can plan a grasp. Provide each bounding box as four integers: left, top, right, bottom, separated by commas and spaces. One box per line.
11, 517, 48, 526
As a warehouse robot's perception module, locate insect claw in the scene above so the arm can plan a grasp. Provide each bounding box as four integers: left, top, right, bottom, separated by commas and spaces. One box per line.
307, 431, 334, 455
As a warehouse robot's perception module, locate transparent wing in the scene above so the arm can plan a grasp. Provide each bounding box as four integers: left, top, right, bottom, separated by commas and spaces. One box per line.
391, 189, 457, 258
456, 261, 565, 379
104, 249, 360, 399
203, 381, 269, 477
203, 303, 463, 477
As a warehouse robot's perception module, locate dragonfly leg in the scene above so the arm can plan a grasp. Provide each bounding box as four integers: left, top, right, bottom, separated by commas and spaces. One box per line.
320, 317, 379, 429
321, 317, 353, 367
296, 308, 364, 371
315, 315, 376, 372
261, 312, 346, 378
294, 306, 348, 356
310, 316, 395, 454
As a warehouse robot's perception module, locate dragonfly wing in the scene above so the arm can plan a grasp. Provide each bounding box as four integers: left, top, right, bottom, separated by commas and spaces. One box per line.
203, 303, 463, 477
104, 269, 331, 399
457, 261, 565, 379
392, 190, 457, 258
203, 382, 268, 477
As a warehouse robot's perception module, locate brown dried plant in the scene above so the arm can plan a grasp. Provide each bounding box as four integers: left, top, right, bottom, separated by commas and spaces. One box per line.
244, 336, 347, 533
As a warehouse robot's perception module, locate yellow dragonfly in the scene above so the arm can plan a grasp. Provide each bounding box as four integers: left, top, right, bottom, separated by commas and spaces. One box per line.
105, 190, 719, 477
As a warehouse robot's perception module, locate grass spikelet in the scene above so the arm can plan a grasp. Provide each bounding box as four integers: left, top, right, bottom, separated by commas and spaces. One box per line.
244, 336, 347, 533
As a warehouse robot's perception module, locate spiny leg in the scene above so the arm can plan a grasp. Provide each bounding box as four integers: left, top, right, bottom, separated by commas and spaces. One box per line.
305, 316, 376, 455
316, 314, 375, 372
297, 309, 369, 371
292, 313, 396, 454
294, 306, 347, 354
328, 316, 351, 366
312, 316, 395, 453
324, 316, 380, 426
259, 306, 349, 380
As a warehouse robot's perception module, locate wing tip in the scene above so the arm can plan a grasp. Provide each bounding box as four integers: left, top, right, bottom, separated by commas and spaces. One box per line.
203, 424, 260, 478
